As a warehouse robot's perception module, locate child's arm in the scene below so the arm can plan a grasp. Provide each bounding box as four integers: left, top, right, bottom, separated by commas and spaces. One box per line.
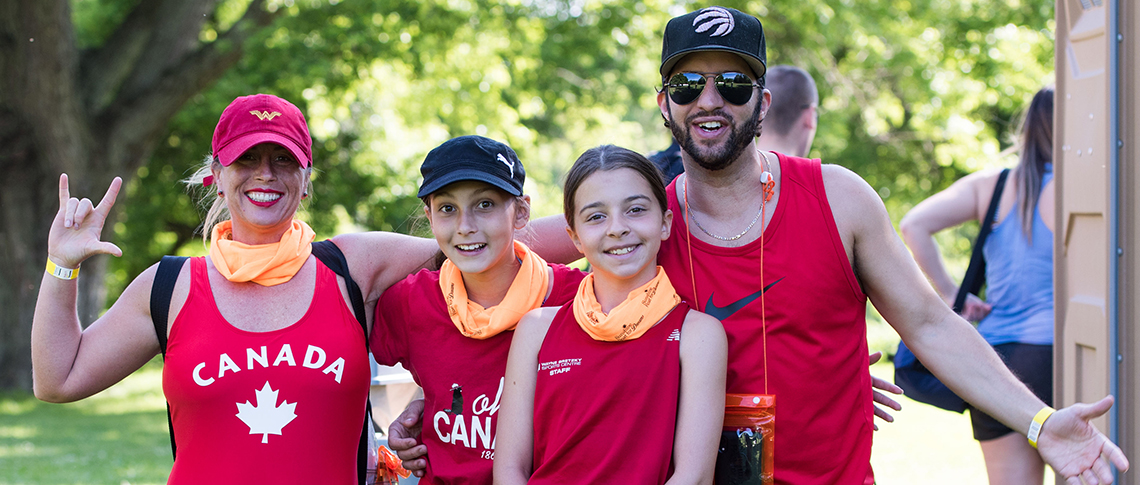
492, 307, 558, 485
665, 311, 727, 485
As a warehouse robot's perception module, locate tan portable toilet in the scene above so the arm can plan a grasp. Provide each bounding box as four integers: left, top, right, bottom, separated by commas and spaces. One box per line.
1055, 0, 1137, 481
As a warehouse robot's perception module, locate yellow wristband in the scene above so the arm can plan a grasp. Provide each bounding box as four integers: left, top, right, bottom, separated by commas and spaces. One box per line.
1027, 406, 1055, 449
46, 259, 79, 280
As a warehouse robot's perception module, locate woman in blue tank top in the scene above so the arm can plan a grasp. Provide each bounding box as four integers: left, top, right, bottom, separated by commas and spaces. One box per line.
899, 86, 1055, 485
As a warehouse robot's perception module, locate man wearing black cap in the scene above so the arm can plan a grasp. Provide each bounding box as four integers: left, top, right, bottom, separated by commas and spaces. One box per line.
656, 6, 1126, 485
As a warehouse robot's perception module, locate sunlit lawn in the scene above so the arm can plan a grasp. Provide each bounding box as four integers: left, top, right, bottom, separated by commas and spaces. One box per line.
2, 354, 1049, 484
0, 358, 169, 485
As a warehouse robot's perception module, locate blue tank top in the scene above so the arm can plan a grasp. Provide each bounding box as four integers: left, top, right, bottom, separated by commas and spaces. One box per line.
976, 166, 1054, 345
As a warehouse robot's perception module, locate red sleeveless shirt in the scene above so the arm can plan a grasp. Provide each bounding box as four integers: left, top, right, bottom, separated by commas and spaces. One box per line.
529, 301, 690, 484
659, 154, 875, 484
371, 264, 583, 484
163, 257, 370, 484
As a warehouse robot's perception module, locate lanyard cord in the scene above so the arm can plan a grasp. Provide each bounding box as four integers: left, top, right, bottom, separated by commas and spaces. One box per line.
683, 150, 776, 395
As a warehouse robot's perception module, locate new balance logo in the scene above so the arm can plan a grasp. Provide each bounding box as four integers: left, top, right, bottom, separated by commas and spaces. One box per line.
694, 7, 734, 37
667, 329, 681, 342
250, 110, 282, 121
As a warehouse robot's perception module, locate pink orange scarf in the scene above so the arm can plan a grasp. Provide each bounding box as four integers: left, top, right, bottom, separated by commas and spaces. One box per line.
208, 220, 315, 286
573, 267, 681, 341
439, 241, 550, 339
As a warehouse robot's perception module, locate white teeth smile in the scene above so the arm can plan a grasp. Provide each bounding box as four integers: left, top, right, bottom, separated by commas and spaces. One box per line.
698, 122, 722, 130
606, 246, 635, 255
246, 192, 281, 202
457, 243, 486, 251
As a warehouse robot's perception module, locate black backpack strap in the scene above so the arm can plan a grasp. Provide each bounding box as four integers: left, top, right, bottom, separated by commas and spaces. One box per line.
150, 255, 188, 460
953, 168, 1010, 313
311, 240, 368, 334
310, 240, 373, 485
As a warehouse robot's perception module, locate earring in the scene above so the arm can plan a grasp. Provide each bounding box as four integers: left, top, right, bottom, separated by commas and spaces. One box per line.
662, 113, 672, 129
302, 190, 309, 199
217, 190, 224, 197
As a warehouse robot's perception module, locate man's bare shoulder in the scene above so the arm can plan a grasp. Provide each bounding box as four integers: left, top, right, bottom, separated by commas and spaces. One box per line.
819, 163, 884, 210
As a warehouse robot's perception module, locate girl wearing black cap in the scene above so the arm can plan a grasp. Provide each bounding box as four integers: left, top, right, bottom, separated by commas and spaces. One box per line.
369, 135, 586, 484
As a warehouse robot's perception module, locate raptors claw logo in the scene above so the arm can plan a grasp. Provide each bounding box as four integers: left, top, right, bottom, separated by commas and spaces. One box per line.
693, 7, 735, 37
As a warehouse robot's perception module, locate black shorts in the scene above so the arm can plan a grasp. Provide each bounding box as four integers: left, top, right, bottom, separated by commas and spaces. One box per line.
967, 342, 1053, 441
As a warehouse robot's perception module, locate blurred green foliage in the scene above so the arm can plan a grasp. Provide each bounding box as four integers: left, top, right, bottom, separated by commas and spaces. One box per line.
72, 0, 1053, 299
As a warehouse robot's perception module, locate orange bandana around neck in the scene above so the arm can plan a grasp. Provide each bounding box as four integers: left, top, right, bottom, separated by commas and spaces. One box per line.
208, 219, 316, 286
573, 267, 681, 342
439, 241, 550, 339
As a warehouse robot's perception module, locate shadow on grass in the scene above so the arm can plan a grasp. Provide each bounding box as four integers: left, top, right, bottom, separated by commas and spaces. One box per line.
0, 361, 170, 485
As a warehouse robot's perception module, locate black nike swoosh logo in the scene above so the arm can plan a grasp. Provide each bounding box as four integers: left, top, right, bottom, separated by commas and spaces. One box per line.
704, 277, 785, 321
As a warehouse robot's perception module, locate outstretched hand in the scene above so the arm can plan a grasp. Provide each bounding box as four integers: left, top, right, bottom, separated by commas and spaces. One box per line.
1037, 396, 1130, 484
388, 398, 428, 477
869, 351, 903, 430
48, 174, 123, 269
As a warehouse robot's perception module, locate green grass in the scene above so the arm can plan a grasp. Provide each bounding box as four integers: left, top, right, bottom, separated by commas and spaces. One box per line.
0, 358, 170, 485
1, 350, 1047, 484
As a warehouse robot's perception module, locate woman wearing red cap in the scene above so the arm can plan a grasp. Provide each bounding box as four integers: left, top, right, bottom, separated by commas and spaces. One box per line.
31, 94, 439, 484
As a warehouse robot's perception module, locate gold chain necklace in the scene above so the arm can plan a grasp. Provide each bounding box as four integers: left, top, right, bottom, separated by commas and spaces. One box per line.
683, 151, 773, 242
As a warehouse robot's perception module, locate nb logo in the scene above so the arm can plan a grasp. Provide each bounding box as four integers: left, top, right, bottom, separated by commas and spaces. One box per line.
250, 110, 282, 121
497, 153, 515, 177
693, 7, 734, 37
666, 329, 681, 342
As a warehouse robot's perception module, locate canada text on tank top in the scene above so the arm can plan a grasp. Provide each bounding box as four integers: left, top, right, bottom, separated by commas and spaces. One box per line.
369, 265, 584, 484
162, 257, 369, 484
658, 154, 876, 485
529, 302, 688, 485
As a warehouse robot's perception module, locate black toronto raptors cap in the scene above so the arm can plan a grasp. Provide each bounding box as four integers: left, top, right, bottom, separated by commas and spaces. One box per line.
660, 6, 767, 81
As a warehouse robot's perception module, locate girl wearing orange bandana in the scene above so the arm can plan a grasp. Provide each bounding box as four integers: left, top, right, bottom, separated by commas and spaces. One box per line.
370, 136, 585, 484
495, 145, 728, 485
31, 94, 445, 484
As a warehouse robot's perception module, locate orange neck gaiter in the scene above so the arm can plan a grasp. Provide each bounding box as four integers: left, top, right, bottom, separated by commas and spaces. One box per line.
439, 240, 550, 339
208, 219, 315, 286
573, 267, 681, 342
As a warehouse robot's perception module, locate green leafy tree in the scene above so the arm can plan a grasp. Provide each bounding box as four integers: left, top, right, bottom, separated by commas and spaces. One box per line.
0, 0, 1054, 391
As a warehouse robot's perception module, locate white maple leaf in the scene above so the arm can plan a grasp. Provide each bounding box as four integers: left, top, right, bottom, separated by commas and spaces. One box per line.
236, 381, 298, 444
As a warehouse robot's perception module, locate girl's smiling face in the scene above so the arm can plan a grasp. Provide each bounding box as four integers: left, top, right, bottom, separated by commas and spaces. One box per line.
568, 167, 672, 284
426, 180, 529, 277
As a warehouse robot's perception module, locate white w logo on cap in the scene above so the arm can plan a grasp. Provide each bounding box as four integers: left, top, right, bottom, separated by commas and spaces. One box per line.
693, 7, 734, 37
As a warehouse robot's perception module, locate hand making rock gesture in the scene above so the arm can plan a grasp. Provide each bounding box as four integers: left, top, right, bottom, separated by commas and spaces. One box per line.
48, 174, 124, 270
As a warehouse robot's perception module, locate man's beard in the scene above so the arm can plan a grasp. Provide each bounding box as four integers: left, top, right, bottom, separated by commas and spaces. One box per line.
670, 103, 763, 172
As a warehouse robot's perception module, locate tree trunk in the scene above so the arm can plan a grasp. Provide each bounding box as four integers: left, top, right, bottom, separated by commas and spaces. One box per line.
0, 0, 275, 390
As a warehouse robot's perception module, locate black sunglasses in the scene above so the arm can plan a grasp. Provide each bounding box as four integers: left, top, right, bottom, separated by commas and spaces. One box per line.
664, 72, 761, 106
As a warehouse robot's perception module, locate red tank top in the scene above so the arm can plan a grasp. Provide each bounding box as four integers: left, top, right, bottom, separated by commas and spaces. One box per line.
529, 301, 690, 484
371, 264, 583, 484
659, 154, 874, 485
163, 257, 370, 485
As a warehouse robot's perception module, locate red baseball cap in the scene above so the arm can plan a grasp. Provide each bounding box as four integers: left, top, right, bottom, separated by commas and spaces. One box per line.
211, 94, 313, 168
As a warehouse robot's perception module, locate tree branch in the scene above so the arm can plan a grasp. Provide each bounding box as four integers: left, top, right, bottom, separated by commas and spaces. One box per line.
101, 0, 279, 168
80, 0, 165, 114
115, 0, 221, 106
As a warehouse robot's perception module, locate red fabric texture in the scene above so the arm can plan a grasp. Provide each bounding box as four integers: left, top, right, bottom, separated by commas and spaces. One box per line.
371, 264, 583, 484
163, 257, 370, 484
529, 302, 689, 485
659, 153, 875, 485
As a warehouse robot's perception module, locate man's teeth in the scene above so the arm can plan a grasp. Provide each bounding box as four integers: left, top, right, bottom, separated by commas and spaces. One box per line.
246, 192, 281, 202
607, 246, 635, 255
457, 243, 486, 251
699, 121, 722, 130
